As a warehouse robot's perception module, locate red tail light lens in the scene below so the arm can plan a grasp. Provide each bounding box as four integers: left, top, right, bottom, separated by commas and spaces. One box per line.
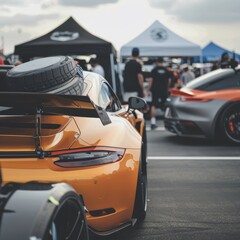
52, 147, 125, 168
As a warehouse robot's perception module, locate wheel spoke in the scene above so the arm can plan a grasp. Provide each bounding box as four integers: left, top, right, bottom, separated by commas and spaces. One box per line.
65, 211, 86, 240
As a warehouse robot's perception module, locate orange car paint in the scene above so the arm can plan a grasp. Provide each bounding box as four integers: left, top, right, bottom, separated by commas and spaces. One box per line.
171, 88, 240, 102
0, 113, 143, 232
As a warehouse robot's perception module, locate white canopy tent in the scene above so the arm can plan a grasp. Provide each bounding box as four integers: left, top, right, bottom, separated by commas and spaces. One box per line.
120, 20, 201, 58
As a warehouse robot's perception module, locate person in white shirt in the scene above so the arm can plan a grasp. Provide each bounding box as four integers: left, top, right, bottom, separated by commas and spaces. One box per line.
180, 66, 195, 85
89, 58, 105, 77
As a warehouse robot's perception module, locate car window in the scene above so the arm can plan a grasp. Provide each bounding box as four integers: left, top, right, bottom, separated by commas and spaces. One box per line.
194, 72, 240, 91
184, 69, 226, 90
98, 83, 121, 112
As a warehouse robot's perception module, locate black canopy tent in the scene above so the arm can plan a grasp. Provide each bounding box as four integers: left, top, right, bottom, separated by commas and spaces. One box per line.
14, 17, 117, 90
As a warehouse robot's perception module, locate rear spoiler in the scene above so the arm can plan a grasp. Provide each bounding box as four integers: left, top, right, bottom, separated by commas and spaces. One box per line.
170, 88, 195, 97
0, 92, 111, 126
0, 92, 111, 158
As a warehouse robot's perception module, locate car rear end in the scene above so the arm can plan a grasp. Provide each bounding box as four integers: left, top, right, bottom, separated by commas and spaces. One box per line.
164, 87, 228, 139
0, 92, 140, 234
164, 68, 240, 139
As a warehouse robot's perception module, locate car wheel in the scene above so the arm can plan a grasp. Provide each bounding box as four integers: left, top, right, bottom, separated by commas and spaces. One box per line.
0, 183, 89, 240
6, 56, 77, 92
46, 193, 89, 240
132, 151, 148, 222
141, 125, 147, 173
219, 103, 240, 144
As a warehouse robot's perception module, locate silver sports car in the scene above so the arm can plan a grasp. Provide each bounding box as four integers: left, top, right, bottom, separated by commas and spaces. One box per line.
164, 66, 240, 144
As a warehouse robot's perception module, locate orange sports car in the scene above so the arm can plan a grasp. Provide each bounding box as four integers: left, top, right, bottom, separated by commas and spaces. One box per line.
0, 56, 147, 238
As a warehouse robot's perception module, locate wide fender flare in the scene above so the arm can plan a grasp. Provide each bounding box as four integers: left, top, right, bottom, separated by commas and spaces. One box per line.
0, 182, 80, 240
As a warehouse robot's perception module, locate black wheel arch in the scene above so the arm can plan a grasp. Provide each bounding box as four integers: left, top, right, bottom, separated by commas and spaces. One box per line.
0, 182, 89, 240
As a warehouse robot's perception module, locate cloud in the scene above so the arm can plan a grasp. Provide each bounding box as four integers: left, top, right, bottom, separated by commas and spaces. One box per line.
148, 0, 240, 24
1, 29, 31, 54
58, 0, 119, 7
0, 0, 29, 6
0, 14, 59, 27
0, 7, 11, 12
149, 0, 176, 9
41, 0, 57, 9
0, 0, 57, 11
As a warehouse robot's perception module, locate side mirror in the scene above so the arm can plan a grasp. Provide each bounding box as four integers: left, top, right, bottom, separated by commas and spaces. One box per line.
128, 97, 146, 110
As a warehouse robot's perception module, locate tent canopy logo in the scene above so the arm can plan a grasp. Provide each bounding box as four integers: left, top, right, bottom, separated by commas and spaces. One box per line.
50, 31, 79, 41
150, 28, 168, 42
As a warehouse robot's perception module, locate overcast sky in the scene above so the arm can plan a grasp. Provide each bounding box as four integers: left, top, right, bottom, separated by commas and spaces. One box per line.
0, 0, 240, 56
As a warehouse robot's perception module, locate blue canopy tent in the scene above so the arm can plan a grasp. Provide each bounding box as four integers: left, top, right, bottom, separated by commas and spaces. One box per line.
195, 41, 240, 63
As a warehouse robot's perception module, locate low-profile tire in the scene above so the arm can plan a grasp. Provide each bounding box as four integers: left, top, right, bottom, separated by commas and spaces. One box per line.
46, 193, 89, 240
219, 102, 240, 144
0, 182, 89, 240
132, 152, 148, 222
141, 125, 147, 173
6, 56, 77, 92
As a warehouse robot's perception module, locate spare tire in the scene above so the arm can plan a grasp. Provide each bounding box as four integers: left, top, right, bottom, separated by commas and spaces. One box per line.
6, 56, 77, 92
49, 76, 84, 95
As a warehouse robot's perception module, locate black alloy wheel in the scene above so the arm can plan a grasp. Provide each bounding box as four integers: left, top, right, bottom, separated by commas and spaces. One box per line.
46, 194, 89, 240
220, 103, 240, 144
0, 183, 89, 240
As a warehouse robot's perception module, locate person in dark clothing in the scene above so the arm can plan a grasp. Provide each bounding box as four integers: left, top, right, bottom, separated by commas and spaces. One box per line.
220, 52, 231, 69
220, 52, 238, 69
148, 57, 171, 129
123, 47, 145, 102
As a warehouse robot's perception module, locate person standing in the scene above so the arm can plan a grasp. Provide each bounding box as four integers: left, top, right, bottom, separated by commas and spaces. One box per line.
89, 57, 105, 77
219, 52, 238, 69
180, 65, 195, 86
148, 57, 171, 130
123, 47, 145, 102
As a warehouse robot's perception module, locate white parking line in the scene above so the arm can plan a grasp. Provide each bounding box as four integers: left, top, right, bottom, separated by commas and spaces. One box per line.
147, 156, 240, 160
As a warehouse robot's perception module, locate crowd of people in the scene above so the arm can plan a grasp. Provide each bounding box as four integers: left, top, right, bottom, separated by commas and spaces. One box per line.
122, 48, 239, 130
122, 47, 196, 129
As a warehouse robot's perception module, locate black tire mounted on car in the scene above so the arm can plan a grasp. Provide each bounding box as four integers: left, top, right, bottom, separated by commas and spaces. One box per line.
133, 126, 148, 223
6, 56, 81, 94
219, 102, 240, 144
0, 183, 89, 240
46, 191, 89, 240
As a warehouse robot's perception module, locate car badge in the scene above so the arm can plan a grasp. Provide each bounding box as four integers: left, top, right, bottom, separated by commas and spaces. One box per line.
150, 28, 168, 42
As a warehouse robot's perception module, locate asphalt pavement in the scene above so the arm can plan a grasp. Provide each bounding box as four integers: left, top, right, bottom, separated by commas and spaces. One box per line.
92, 120, 240, 240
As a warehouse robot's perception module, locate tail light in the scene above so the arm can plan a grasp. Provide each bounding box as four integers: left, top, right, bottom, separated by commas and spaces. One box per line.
52, 147, 125, 168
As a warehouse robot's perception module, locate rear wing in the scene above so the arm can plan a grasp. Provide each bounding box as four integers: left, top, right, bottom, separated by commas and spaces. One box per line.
170, 88, 196, 97
0, 92, 111, 126
0, 92, 111, 158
